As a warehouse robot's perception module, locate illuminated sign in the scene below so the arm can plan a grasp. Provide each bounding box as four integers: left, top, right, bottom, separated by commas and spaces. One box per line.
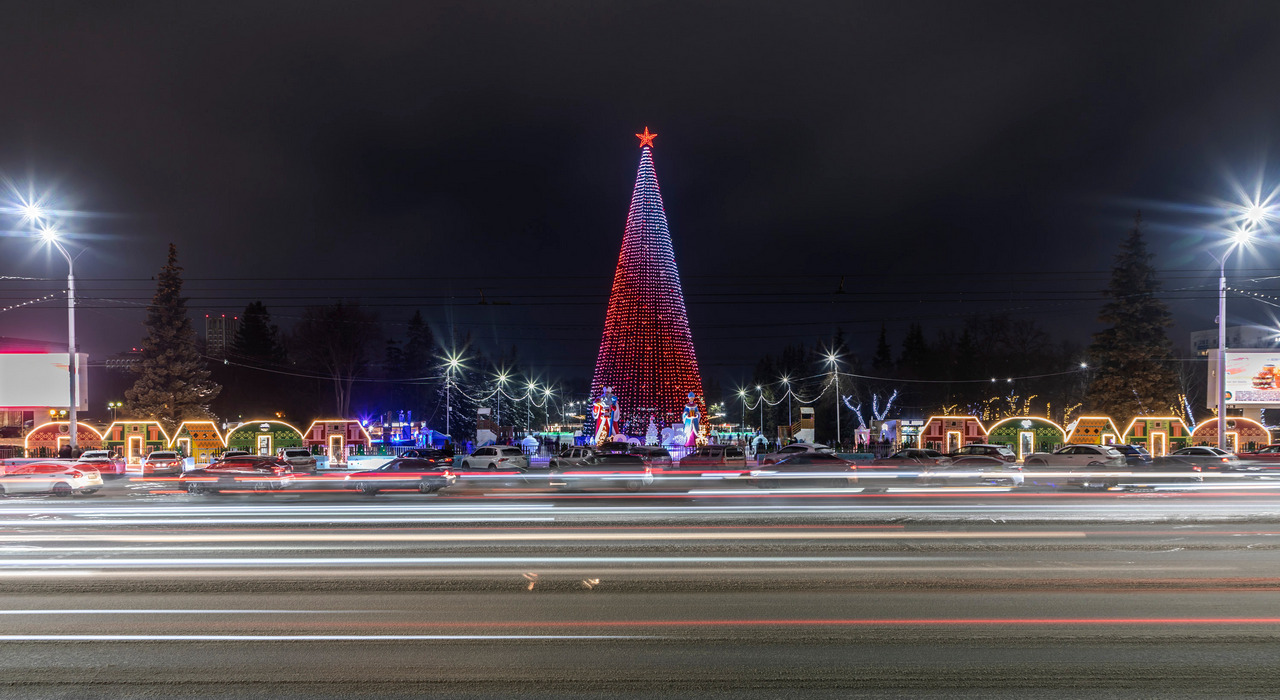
0, 353, 89, 410
1221, 350, 1280, 404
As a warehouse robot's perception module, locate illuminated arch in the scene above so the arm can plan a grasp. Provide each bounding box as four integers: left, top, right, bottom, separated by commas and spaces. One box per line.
23, 421, 105, 452
1065, 416, 1122, 445
1191, 416, 1271, 451
916, 415, 988, 450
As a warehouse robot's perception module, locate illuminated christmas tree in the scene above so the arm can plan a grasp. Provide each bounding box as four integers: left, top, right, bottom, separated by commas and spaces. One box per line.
591, 128, 706, 434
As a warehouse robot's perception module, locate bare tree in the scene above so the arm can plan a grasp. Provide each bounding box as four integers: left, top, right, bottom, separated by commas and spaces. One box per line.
291, 302, 378, 417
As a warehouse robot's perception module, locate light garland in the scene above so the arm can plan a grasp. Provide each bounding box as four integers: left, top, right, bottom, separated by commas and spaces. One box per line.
0, 290, 63, 314
591, 130, 706, 434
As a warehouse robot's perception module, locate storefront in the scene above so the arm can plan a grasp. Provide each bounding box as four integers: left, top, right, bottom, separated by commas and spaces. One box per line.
303, 420, 372, 464
170, 421, 227, 465
225, 420, 305, 456
917, 415, 987, 452
985, 417, 1067, 461
23, 421, 104, 457
1191, 417, 1271, 453
1122, 416, 1192, 457
103, 421, 170, 465
1065, 416, 1121, 446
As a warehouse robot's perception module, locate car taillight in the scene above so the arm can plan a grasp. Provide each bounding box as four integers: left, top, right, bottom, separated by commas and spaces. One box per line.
1221, 457, 1229, 463
498, 457, 508, 462
1192, 465, 1202, 472
69, 470, 83, 478
272, 467, 285, 475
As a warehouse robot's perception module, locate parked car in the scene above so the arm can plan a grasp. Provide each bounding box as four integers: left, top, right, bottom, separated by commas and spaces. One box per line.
947, 444, 1017, 463
756, 443, 835, 465
1022, 444, 1128, 489
141, 451, 184, 476
221, 450, 251, 459
920, 457, 1023, 487
458, 446, 530, 471
549, 453, 652, 492
1235, 444, 1280, 465
861, 448, 952, 488
401, 448, 455, 468
277, 448, 318, 473
594, 441, 633, 456
179, 456, 296, 494
343, 457, 455, 495
76, 450, 126, 478
1023, 444, 1127, 468
549, 446, 596, 469
746, 452, 857, 489
1156, 446, 1240, 473
1112, 444, 1153, 467
679, 444, 749, 470
0, 462, 103, 497
628, 446, 673, 471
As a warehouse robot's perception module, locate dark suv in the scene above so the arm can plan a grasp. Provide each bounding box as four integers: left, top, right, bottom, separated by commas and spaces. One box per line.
1112, 444, 1153, 466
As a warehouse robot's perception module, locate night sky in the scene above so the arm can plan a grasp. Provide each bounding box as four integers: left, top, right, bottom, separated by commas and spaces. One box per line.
3, 1, 1280, 393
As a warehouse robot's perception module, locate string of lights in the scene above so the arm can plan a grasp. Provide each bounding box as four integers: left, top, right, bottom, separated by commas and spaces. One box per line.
0, 290, 62, 314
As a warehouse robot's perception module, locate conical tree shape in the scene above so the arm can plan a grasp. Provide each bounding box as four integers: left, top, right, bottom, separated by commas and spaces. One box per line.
592, 133, 705, 434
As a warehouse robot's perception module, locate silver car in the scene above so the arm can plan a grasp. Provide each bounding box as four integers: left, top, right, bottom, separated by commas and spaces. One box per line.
549, 446, 595, 469
0, 462, 103, 496
459, 446, 530, 471
278, 448, 318, 473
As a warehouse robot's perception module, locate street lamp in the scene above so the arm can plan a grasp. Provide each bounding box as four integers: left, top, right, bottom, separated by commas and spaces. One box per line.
526, 381, 537, 434
442, 352, 463, 441
747, 386, 757, 435
781, 375, 792, 440
35, 221, 79, 452
825, 350, 842, 448
1213, 196, 1276, 451
737, 389, 747, 440
108, 401, 122, 422
495, 371, 509, 435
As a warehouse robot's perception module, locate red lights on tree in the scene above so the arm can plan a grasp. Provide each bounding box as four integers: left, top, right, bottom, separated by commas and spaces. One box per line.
591, 130, 705, 435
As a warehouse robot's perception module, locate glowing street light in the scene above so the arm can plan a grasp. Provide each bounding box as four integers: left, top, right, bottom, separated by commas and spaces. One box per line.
825, 350, 842, 447
737, 388, 748, 436
442, 351, 464, 441
780, 375, 792, 439
494, 370, 510, 433
36, 222, 79, 452
1216, 195, 1275, 450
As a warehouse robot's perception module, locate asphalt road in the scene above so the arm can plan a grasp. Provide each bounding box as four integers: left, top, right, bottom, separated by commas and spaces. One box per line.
6, 486, 1280, 697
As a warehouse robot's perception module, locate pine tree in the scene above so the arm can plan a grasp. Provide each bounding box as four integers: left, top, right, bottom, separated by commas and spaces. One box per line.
125, 244, 221, 433
871, 323, 894, 376
230, 301, 287, 366
1085, 214, 1179, 420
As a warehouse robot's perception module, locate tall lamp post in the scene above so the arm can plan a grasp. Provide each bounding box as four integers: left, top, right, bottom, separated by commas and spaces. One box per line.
443, 353, 462, 441
781, 375, 792, 441
526, 381, 537, 435
495, 371, 509, 437
825, 351, 841, 448
1216, 209, 1269, 450
37, 223, 78, 453
747, 386, 757, 435
737, 389, 747, 440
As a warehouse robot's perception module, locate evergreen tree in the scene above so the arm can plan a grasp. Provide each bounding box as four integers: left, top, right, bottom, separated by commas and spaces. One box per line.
230, 301, 287, 366
871, 323, 894, 376
125, 244, 221, 433
1085, 214, 1179, 420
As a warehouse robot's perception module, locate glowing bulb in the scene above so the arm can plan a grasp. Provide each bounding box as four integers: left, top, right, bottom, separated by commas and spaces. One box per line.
38, 225, 59, 242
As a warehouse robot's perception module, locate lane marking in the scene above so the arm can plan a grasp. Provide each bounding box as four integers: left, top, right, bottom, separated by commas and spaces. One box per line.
0, 634, 650, 641
0, 609, 375, 615
0, 531, 1088, 543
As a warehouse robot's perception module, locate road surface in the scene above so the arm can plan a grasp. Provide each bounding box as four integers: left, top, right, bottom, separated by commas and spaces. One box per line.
4, 487, 1280, 697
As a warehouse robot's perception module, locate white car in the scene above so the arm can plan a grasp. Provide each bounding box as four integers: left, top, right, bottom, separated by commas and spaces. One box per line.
278, 448, 318, 473
0, 462, 103, 496
459, 446, 530, 470
756, 443, 835, 465
1024, 444, 1127, 468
